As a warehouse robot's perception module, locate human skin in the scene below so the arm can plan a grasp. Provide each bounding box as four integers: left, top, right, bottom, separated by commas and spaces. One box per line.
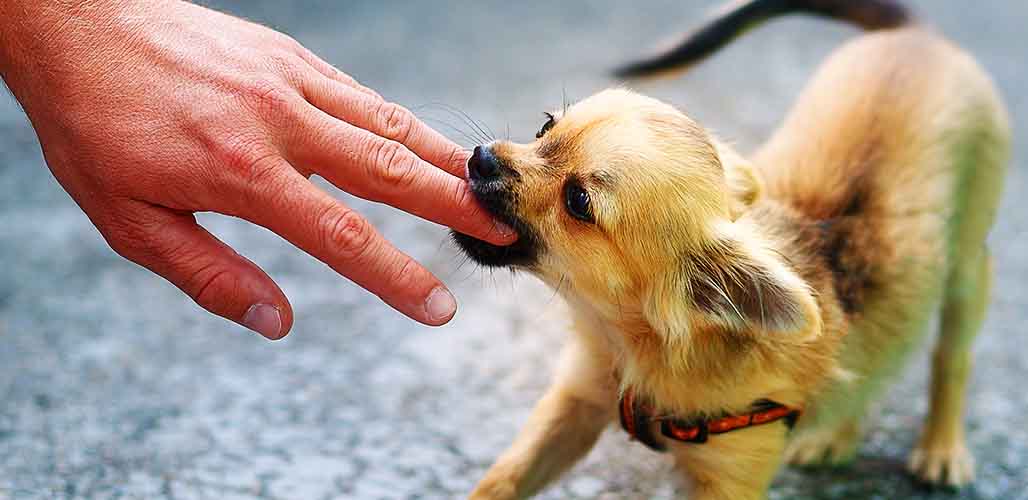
0, 0, 516, 339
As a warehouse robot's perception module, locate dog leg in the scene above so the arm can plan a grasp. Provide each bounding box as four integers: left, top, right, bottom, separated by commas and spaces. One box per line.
908, 249, 991, 488
783, 417, 861, 467
470, 335, 616, 500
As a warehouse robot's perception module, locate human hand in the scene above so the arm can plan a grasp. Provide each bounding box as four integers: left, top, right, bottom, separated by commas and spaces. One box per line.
0, 0, 515, 338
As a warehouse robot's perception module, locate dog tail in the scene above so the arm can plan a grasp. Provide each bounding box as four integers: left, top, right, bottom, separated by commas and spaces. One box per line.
614, 0, 912, 78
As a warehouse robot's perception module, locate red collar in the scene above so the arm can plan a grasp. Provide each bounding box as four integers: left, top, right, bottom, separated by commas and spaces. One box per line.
618, 389, 802, 451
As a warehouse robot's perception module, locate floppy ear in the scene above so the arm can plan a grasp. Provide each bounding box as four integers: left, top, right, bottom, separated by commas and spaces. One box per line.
713, 138, 763, 220
644, 228, 821, 343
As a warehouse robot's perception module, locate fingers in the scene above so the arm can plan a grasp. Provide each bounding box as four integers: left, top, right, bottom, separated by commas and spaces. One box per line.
301, 73, 469, 178
102, 202, 293, 340
294, 49, 383, 100
279, 65, 514, 245
230, 166, 458, 326
285, 102, 516, 246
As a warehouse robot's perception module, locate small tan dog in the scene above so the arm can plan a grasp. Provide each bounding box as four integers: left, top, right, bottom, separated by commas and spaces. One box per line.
452, 0, 1010, 498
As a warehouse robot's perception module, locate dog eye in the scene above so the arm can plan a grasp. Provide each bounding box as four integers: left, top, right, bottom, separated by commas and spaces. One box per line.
564, 182, 594, 223
536, 112, 556, 139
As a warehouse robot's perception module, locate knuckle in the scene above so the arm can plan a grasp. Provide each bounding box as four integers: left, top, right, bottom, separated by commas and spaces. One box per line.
388, 256, 422, 292
239, 78, 293, 121
240, 157, 285, 207
212, 136, 284, 201
241, 151, 283, 189
368, 139, 418, 192
267, 51, 305, 83
105, 231, 143, 262
186, 264, 237, 309
217, 134, 263, 172
318, 205, 373, 262
376, 101, 416, 145
102, 218, 159, 262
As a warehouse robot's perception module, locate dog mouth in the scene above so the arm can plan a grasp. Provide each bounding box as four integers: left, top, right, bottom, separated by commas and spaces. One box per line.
451, 178, 542, 268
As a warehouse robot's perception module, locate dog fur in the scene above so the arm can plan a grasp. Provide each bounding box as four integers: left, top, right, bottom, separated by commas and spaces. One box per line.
453, 1, 1010, 498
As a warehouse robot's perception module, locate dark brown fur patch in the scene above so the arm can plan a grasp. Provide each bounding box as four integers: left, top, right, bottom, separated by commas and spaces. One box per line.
747, 199, 877, 316
816, 216, 876, 314
537, 129, 586, 168
809, 173, 877, 314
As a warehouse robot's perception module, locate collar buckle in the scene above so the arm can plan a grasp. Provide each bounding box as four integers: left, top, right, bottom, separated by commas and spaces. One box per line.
660, 418, 709, 444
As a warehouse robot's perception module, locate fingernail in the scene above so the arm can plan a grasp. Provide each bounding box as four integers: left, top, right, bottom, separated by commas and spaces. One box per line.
425, 287, 457, 324
242, 303, 283, 339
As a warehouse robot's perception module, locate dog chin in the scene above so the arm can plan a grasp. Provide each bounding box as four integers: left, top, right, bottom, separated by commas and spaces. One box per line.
453, 176, 542, 267
451, 228, 539, 268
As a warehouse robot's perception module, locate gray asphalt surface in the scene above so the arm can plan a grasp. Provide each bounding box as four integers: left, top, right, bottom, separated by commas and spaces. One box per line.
1, 1, 1026, 498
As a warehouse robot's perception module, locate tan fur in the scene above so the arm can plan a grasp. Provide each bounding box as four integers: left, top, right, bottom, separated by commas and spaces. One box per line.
467, 27, 1009, 499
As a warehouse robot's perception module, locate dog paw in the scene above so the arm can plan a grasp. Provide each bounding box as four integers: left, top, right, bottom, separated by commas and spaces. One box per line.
784, 425, 859, 467
469, 477, 518, 500
907, 440, 975, 488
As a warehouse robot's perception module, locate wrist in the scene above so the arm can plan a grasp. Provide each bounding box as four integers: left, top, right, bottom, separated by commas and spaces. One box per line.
0, 0, 160, 108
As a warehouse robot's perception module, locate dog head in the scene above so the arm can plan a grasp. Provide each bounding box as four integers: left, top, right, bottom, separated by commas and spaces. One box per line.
453, 89, 820, 344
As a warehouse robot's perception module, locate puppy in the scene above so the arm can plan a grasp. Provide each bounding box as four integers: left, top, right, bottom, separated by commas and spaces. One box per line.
453, 0, 1010, 498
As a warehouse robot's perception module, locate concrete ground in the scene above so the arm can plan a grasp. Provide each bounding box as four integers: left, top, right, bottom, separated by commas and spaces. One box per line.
2, 1, 1026, 498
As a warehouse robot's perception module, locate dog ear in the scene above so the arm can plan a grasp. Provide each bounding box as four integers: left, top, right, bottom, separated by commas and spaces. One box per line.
644, 225, 821, 342
713, 139, 763, 220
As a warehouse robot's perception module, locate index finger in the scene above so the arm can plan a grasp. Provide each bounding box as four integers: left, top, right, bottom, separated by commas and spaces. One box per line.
301, 74, 470, 178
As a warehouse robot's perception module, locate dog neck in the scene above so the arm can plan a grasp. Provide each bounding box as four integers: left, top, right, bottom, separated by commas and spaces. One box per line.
566, 201, 848, 420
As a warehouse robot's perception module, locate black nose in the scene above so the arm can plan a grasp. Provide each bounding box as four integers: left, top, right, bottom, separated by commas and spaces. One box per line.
468, 145, 500, 181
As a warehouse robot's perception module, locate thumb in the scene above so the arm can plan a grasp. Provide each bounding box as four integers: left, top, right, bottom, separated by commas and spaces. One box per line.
103, 204, 293, 340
